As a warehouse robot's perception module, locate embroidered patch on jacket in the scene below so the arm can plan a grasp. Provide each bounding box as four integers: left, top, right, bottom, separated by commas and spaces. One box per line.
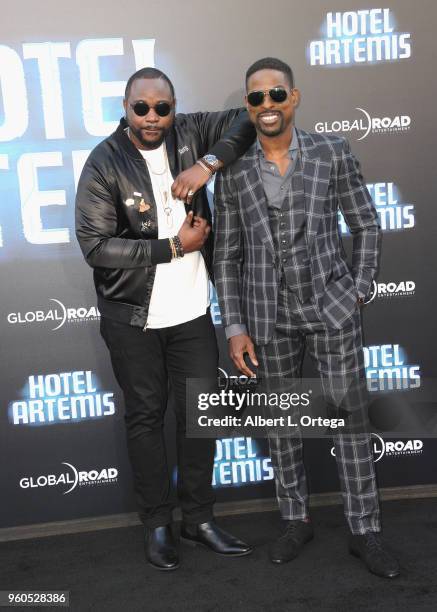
138, 199, 151, 213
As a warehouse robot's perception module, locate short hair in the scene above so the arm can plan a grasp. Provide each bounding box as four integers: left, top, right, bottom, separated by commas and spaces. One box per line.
124, 67, 175, 99
245, 57, 294, 90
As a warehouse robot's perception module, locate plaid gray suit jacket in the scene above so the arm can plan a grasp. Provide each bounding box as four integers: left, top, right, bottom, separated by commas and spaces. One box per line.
213, 129, 381, 346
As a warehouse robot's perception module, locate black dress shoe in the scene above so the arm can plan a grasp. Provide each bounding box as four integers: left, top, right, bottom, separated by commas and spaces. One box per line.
349, 532, 400, 578
145, 525, 179, 571
269, 520, 314, 564
180, 520, 252, 556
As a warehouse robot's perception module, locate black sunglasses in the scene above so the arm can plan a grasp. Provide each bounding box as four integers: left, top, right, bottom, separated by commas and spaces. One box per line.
130, 101, 173, 117
247, 87, 291, 107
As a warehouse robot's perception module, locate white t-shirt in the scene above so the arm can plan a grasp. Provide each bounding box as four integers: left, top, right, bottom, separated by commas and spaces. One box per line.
139, 144, 209, 328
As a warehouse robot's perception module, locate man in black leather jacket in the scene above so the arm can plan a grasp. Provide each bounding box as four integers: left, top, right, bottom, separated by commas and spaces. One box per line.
75, 67, 255, 571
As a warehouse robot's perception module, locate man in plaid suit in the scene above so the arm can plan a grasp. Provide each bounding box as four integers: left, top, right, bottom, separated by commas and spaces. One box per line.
213, 57, 399, 578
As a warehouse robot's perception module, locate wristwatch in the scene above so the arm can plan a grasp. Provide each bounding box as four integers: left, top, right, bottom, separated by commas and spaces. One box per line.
201, 154, 221, 173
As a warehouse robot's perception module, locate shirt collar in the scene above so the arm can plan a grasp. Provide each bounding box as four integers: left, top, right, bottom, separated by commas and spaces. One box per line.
256, 126, 299, 157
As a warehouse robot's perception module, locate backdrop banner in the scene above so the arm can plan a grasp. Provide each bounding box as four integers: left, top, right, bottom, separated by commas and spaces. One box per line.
1, 0, 436, 528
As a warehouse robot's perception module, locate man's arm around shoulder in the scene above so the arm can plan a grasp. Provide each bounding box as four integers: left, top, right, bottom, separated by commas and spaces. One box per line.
172, 109, 256, 201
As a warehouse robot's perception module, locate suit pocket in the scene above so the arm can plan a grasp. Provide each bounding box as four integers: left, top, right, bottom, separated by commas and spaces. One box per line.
322, 272, 358, 328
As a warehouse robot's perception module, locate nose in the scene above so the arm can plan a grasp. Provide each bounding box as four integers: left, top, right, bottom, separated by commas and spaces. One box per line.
144, 107, 159, 123
261, 93, 275, 110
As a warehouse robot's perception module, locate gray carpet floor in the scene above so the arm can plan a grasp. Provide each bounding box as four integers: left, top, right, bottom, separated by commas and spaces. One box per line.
1, 498, 437, 612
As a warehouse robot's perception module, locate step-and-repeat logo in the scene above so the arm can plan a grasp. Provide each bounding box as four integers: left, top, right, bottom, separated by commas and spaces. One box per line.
9, 370, 116, 426
19, 462, 118, 495
308, 8, 412, 66
7, 299, 100, 331
315, 108, 411, 141
365, 280, 416, 304
331, 433, 423, 462
339, 182, 415, 232
364, 344, 421, 392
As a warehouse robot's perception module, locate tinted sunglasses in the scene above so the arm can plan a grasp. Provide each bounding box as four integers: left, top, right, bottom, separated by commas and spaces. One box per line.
130, 101, 173, 117
247, 87, 291, 107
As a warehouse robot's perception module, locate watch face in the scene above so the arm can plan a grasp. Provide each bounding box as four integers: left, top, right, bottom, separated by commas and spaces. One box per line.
203, 154, 219, 167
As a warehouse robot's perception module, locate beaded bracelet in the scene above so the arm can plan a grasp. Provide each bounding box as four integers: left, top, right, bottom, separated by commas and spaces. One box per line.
169, 237, 177, 259
169, 236, 184, 259
173, 235, 184, 258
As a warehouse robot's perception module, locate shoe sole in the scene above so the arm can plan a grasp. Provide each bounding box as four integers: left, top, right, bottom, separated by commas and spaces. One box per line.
148, 561, 180, 571
349, 548, 400, 579
180, 535, 253, 557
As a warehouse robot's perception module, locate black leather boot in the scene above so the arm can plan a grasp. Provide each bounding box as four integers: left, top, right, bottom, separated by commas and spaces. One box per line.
180, 520, 252, 556
145, 525, 179, 571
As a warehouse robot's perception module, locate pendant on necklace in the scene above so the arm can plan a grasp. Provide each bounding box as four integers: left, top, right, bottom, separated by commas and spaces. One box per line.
162, 190, 173, 228
164, 207, 173, 228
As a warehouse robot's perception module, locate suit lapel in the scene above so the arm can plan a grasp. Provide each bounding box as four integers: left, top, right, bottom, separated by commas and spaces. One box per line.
238, 148, 275, 256
298, 130, 332, 251
237, 132, 333, 255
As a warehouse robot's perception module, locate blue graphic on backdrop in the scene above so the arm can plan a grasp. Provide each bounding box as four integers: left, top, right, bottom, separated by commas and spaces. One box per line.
212, 437, 273, 488
0, 38, 155, 259
307, 8, 412, 66
173, 437, 273, 489
364, 344, 421, 392
339, 182, 415, 233
209, 282, 222, 326
8, 370, 116, 426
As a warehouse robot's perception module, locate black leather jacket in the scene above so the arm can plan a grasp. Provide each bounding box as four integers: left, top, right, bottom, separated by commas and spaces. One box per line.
75, 110, 255, 329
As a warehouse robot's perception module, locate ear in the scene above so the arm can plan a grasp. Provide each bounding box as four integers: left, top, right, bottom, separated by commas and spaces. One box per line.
122, 98, 127, 116
291, 88, 301, 109
244, 94, 249, 112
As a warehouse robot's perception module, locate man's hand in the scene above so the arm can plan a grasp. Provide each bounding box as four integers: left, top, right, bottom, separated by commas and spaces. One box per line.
171, 164, 211, 204
178, 211, 210, 253
228, 333, 258, 377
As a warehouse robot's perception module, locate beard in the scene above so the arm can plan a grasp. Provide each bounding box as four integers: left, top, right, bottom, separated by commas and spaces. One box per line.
129, 124, 168, 150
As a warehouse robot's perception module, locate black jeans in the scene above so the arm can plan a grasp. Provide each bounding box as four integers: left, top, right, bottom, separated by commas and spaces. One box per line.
100, 312, 218, 528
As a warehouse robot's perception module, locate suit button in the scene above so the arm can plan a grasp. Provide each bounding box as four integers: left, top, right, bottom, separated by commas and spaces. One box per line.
282, 258, 287, 263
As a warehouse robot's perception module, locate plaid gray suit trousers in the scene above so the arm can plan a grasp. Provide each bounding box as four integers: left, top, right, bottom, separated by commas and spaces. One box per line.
256, 281, 381, 535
